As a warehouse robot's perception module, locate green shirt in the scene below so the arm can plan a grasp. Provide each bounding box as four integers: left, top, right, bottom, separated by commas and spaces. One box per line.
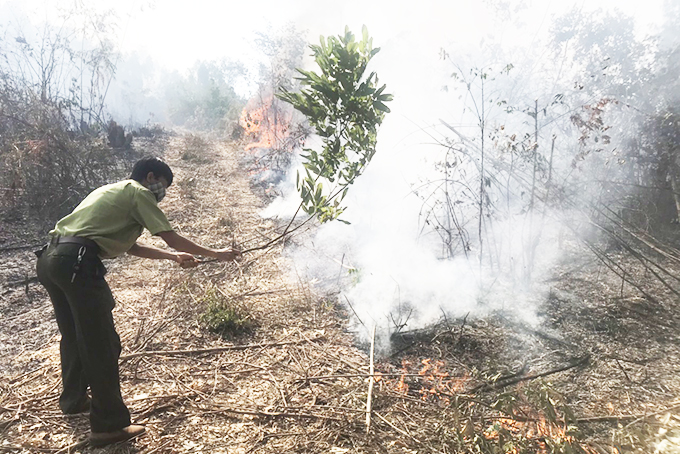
50, 180, 173, 258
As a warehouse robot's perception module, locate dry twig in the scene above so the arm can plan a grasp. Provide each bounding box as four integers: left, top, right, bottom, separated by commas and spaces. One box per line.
365, 325, 376, 433
120, 337, 322, 360
468, 354, 590, 392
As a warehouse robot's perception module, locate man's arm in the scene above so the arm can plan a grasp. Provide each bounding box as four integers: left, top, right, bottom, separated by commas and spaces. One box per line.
157, 230, 239, 261
127, 242, 198, 268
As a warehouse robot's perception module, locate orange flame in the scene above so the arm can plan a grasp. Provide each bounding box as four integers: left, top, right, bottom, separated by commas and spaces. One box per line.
395, 360, 410, 394
483, 414, 602, 454
389, 358, 471, 405
416, 359, 470, 402
388, 357, 598, 453
239, 96, 292, 151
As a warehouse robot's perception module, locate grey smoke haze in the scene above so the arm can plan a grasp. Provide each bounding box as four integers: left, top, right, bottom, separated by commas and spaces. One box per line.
259, 0, 680, 341
2, 0, 679, 342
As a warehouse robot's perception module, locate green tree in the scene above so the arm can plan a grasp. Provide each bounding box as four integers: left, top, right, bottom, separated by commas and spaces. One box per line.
164, 60, 245, 131
278, 26, 392, 223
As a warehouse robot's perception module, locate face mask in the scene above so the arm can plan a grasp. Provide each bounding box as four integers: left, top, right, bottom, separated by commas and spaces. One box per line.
147, 181, 166, 202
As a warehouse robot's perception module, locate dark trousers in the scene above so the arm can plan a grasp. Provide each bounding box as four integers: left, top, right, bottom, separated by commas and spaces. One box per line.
36, 243, 131, 432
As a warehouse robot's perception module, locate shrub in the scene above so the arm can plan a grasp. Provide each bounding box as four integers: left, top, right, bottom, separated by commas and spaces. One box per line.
198, 289, 254, 339
0, 10, 140, 223
0, 98, 137, 221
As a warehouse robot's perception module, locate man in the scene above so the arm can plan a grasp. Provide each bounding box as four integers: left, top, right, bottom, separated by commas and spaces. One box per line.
36, 157, 239, 446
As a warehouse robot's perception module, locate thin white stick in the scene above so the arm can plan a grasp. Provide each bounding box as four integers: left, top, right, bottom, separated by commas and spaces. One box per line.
365, 325, 376, 433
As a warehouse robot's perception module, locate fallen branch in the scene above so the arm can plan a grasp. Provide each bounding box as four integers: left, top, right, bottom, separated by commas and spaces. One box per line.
200, 406, 342, 421
3, 276, 38, 290
281, 404, 366, 414
295, 372, 431, 383
582, 239, 661, 306
0, 446, 57, 453
602, 205, 680, 264
241, 215, 314, 254
344, 295, 367, 329
143, 440, 173, 454
0, 243, 43, 253
623, 401, 680, 429
3, 381, 61, 411
135, 401, 184, 421
299, 331, 364, 373
261, 431, 306, 441
374, 411, 421, 443
9, 364, 53, 385
468, 355, 590, 392
0, 416, 19, 431
590, 219, 680, 296
576, 401, 680, 425
120, 336, 323, 361
600, 354, 662, 366
576, 415, 644, 423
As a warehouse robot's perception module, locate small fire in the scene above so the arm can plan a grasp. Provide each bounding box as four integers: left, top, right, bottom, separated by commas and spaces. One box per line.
484, 416, 568, 453
418, 358, 470, 398
388, 358, 599, 453
484, 412, 601, 454
395, 360, 410, 395
239, 96, 292, 151
390, 358, 470, 404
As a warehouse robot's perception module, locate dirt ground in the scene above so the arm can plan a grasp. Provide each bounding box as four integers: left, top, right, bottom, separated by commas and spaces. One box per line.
2, 134, 680, 453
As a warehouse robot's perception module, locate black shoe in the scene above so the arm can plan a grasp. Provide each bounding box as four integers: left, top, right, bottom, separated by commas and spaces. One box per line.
89, 425, 145, 447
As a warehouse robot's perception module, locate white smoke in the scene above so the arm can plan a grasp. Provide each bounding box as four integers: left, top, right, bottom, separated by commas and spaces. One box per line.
255, 2, 625, 341
267, 140, 566, 340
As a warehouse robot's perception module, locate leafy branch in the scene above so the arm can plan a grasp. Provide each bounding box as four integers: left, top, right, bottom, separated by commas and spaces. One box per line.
240, 27, 392, 255
277, 25, 392, 224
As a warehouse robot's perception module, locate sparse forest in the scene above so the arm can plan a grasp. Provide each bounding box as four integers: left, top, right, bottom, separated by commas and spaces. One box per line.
2, 2, 680, 453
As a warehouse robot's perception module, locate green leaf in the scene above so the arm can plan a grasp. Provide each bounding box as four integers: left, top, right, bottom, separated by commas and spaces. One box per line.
374, 101, 391, 113
276, 26, 392, 224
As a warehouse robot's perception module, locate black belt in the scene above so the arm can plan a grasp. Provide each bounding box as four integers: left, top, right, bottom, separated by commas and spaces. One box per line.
49, 236, 100, 254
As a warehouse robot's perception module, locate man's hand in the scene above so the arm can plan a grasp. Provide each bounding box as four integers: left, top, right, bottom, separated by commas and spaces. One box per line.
214, 247, 241, 262
159, 231, 242, 263
175, 252, 199, 268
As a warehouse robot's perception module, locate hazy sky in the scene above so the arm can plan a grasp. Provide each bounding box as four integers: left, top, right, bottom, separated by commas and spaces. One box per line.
0, 0, 667, 72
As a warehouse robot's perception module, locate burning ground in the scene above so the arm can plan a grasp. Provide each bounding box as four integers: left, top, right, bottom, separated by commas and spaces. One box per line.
1, 133, 680, 453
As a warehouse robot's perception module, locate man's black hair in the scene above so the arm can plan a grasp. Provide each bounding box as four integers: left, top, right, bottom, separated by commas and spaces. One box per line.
130, 157, 173, 186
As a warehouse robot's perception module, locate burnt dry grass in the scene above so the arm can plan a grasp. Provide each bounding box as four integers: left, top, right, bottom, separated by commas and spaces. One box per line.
371, 244, 680, 453
1, 133, 680, 453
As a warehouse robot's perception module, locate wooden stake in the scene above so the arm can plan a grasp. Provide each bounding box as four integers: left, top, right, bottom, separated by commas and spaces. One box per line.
365, 325, 376, 433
